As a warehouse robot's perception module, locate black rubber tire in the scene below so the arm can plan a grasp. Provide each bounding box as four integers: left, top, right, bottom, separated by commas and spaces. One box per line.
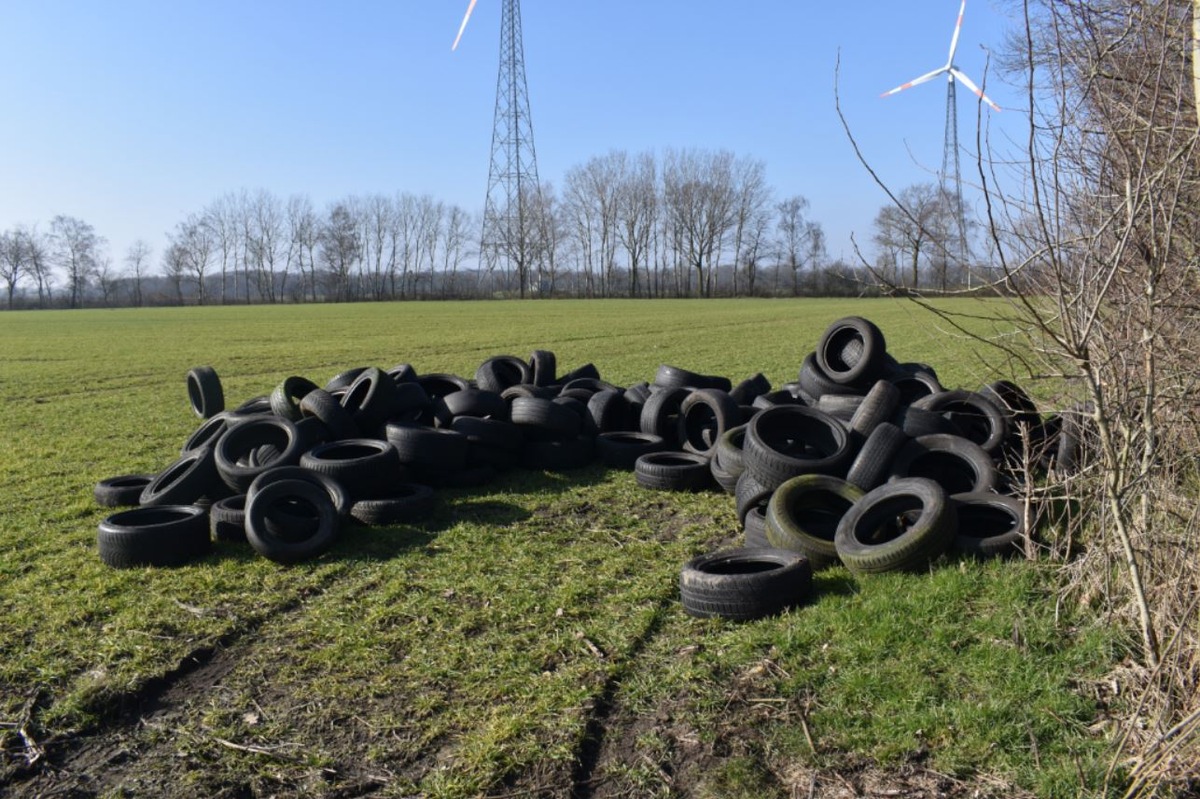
475, 356, 533, 394
744, 405, 855, 490
229, 395, 272, 417
730, 373, 772, 405
887, 364, 944, 405
416, 373, 472, 403
845, 422, 908, 491
710, 455, 743, 494
522, 436, 595, 471
451, 416, 524, 453
715, 425, 748, 474
269, 376, 319, 421
734, 470, 774, 525
324, 366, 369, 393
816, 394, 863, 422
913, 390, 1009, 456
139, 446, 222, 507
677, 389, 740, 457
244, 479, 339, 564
558, 363, 602, 384
743, 507, 770, 548
979, 380, 1041, 429
529, 349, 557, 387
1052, 403, 1094, 475
679, 547, 812, 620
214, 416, 305, 492
340, 367, 399, 432
94, 474, 154, 507
187, 365, 225, 419
752, 390, 806, 410
438, 388, 508, 423
816, 317, 887, 388
849, 380, 901, 443
765, 474, 864, 569
595, 431, 666, 470
510, 396, 582, 441
893, 404, 961, 439
385, 423, 470, 473
834, 477, 957, 575
798, 353, 860, 398
349, 483, 436, 526
97, 505, 211, 568
634, 452, 713, 491
639, 386, 690, 447
586, 390, 633, 433
387, 363, 418, 385
247, 465, 352, 518
299, 439, 404, 501
654, 364, 732, 392
210, 494, 248, 543
891, 433, 998, 495
299, 388, 360, 441
951, 492, 1026, 558
182, 413, 232, 454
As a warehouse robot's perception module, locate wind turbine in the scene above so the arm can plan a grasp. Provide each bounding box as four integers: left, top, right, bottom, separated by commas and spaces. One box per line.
452, 0, 543, 298
881, 0, 999, 288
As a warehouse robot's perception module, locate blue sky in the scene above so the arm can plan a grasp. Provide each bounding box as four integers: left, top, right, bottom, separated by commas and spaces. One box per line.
0, 1, 1018, 269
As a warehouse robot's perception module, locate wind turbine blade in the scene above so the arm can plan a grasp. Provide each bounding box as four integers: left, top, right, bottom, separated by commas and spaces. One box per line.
947, 0, 966, 65
950, 68, 1001, 111
451, 0, 478, 51
880, 66, 949, 98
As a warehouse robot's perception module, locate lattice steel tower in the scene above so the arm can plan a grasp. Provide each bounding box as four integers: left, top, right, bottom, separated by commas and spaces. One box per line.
454, 0, 542, 297
941, 75, 969, 287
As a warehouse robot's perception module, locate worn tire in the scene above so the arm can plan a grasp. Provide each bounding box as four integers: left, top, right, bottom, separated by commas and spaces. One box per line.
244, 479, 339, 564
913, 390, 1008, 456
834, 478, 956, 574
299, 439, 404, 500
140, 446, 222, 507
214, 416, 305, 492
679, 547, 812, 620
744, 405, 854, 490
595, 431, 666, 470
247, 465, 352, 518
766, 475, 865, 569
187, 365, 225, 419
677, 389, 740, 457
210, 494, 248, 543
94, 474, 155, 507
475, 356, 533, 394
269, 376, 319, 421
890, 433, 998, 495
951, 492, 1026, 558
845, 422, 908, 491
743, 507, 770, 548
98, 505, 211, 568
299, 388, 360, 441
634, 452, 713, 491
816, 317, 887, 388
349, 483, 436, 526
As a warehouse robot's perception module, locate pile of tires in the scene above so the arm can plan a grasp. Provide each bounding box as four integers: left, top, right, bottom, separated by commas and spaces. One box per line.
93, 318, 1083, 624
681, 316, 1080, 620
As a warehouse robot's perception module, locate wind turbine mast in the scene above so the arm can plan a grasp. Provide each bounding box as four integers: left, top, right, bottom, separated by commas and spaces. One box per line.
881, 0, 999, 289
453, 0, 543, 298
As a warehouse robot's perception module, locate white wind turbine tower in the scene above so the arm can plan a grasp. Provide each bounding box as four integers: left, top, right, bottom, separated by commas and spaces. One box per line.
881, 0, 1000, 288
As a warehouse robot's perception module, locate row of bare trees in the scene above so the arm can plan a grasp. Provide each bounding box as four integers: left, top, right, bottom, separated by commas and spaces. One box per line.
1, 147, 869, 308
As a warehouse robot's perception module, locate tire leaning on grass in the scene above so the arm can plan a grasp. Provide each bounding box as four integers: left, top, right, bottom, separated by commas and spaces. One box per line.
244, 479, 339, 564
834, 477, 957, 575
139, 446, 222, 507
679, 547, 813, 620
766, 475, 865, 569
951, 492, 1027, 558
595, 431, 666, 470
634, 451, 713, 491
97, 505, 211, 568
94, 474, 155, 507
186, 365, 225, 419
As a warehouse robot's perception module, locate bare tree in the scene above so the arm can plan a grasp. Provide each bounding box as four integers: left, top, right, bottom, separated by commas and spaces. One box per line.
161, 242, 187, 305
439, 204, 474, 298
0, 228, 26, 309
287, 194, 320, 302
50, 215, 105, 308
244, 190, 287, 302
729, 158, 773, 296
871, 183, 944, 291
124, 240, 152, 308
25, 227, 53, 308
169, 214, 214, 304
615, 152, 658, 298
660, 148, 742, 298
776, 195, 818, 296
320, 202, 360, 302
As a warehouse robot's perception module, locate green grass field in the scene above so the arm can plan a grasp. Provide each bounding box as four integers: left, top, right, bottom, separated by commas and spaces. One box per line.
0, 299, 1121, 798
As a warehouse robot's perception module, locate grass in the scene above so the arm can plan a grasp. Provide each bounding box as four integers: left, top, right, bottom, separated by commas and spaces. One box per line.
0, 298, 1122, 797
